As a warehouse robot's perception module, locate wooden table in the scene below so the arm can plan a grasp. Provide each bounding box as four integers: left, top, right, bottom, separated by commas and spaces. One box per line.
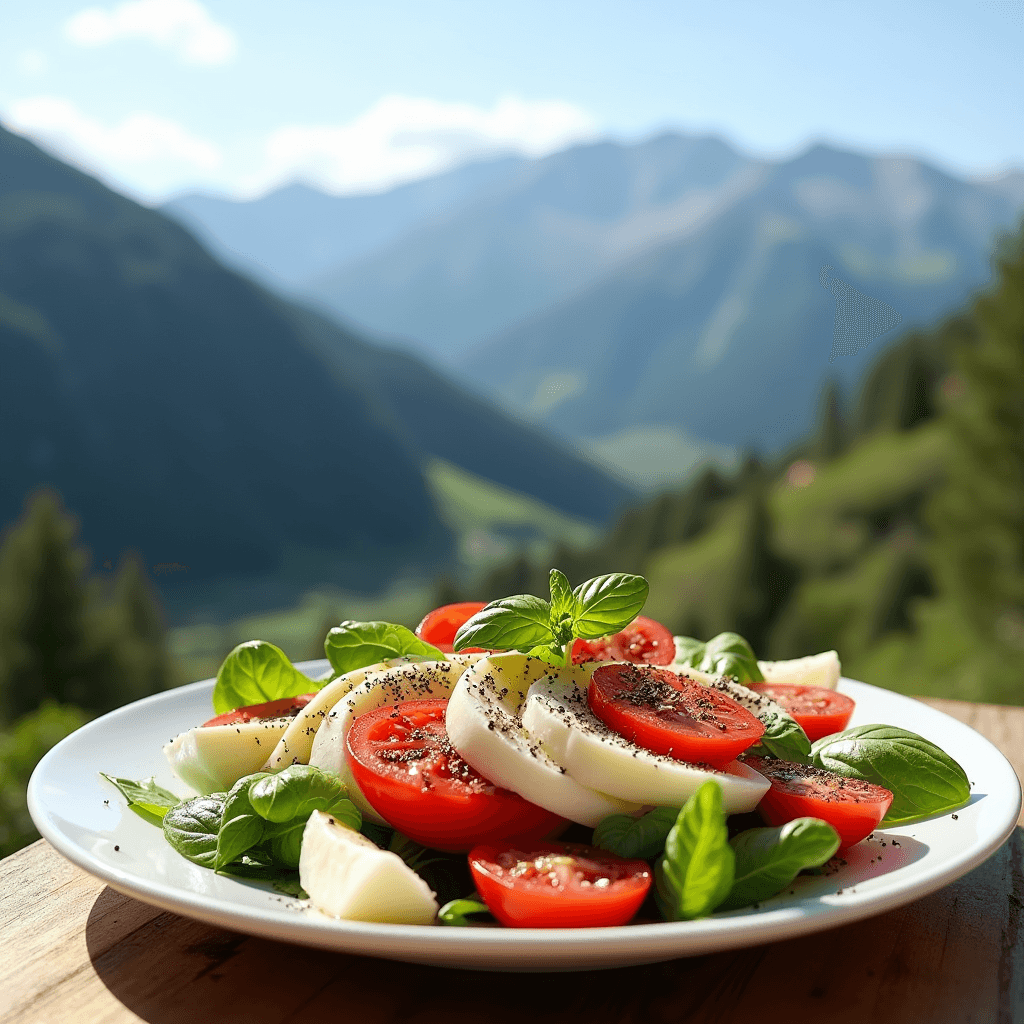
3, 697, 1023, 1024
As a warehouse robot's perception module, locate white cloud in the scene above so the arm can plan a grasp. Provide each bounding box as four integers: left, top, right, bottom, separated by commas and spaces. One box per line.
64, 0, 236, 66
253, 94, 598, 195
4, 97, 222, 180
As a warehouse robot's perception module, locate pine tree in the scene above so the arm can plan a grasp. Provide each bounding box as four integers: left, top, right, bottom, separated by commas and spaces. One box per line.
928, 226, 1024, 649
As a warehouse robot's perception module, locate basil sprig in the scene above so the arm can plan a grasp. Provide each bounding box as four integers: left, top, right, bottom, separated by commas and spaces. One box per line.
453, 569, 649, 666
811, 725, 971, 824
212, 640, 316, 715
673, 631, 764, 683
324, 620, 445, 678
655, 781, 735, 921
719, 818, 840, 911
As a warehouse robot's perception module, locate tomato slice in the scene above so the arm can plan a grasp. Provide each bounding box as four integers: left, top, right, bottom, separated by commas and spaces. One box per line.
748, 683, 855, 742
415, 601, 488, 654
572, 615, 675, 665
743, 755, 893, 849
468, 840, 652, 928
202, 693, 316, 728
587, 664, 765, 768
345, 698, 564, 852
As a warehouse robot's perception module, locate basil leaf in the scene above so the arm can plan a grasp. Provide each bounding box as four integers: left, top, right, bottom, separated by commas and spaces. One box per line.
100, 774, 179, 826
524, 643, 566, 667
249, 764, 356, 824
701, 678, 811, 764
438, 898, 495, 927
548, 568, 577, 620
571, 573, 649, 640
811, 725, 971, 824
453, 595, 554, 652
216, 773, 269, 870
324, 620, 444, 676
259, 819, 308, 869
719, 818, 840, 911
212, 640, 315, 715
162, 795, 225, 868
672, 632, 764, 683
594, 806, 680, 860
655, 781, 735, 921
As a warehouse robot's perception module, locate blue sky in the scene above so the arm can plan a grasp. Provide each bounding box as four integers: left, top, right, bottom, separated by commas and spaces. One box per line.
2, 0, 1022, 203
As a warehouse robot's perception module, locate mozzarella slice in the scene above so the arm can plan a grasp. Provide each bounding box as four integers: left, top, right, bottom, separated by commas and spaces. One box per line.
308, 654, 484, 824
521, 669, 770, 812
164, 717, 292, 795
444, 653, 641, 827
261, 656, 429, 772
299, 810, 438, 924
757, 651, 841, 690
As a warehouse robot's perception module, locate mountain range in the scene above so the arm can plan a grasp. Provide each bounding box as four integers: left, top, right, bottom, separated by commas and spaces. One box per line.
0, 124, 628, 609
166, 134, 1024, 483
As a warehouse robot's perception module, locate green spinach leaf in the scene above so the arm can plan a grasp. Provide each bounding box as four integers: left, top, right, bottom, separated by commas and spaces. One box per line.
594, 806, 680, 860
162, 795, 225, 868
719, 818, 840, 911
811, 725, 971, 824
672, 632, 764, 683
212, 640, 315, 715
100, 774, 179, 826
324, 620, 444, 677
655, 781, 735, 921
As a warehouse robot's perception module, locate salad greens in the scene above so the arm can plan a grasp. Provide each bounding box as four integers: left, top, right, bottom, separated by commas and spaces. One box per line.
453, 569, 649, 667
655, 781, 735, 921
594, 806, 680, 861
100, 774, 179, 826
810, 724, 971, 824
212, 640, 315, 715
746, 706, 812, 764
673, 631, 764, 683
437, 898, 495, 927
718, 818, 840, 911
324, 620, 444, 678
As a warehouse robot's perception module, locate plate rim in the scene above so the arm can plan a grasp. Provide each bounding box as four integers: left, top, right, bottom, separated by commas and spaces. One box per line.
26, 669, 1023, 968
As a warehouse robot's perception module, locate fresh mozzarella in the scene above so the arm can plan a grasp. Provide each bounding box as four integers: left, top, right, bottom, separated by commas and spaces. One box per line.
444, 653, 641, 827
308, 653, 484, 824
261, 656, 429, 772
164, 717, 292, 795
757, 651, 841, 690
521, 668, 770, 812
299, 810, 438, 924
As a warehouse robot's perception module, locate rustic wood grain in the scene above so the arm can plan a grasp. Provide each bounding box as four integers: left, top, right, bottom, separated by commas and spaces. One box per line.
2, 697, 1022, 1024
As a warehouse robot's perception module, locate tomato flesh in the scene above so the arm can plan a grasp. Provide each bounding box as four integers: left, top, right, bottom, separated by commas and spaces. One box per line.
749, 683, 854, 742
415, 601, 488, 654
572, 615, 675, 666
202, 693, 315, 728
587, 664, 765, 768
469, 840, 652, 928
743, 755, 893, 849
345, 699, 564, 852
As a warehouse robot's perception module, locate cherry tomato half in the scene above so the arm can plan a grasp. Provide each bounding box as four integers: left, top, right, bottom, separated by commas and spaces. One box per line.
743, 755, 893, 849
415, 601, 488, 654
202, 693, 316, 728
587, 663, 765, 768
345, 698, 564, 852
572, 615, 675, 665
748, 683, 855, 742
469, 840, 652, 928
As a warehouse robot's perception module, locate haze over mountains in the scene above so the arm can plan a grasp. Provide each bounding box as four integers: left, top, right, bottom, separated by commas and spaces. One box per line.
0, 124, 628, 609
167, 133, 1024, 484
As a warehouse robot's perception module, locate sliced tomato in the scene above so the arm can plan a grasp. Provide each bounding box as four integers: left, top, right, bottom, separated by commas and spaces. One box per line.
572, 615, 675, 665
587, 664, 764, 768
415, 601, 488, 654
743, 755, 893, 849
748, 683, 855, 742
345, 698, 564, 852
202, 693, 316, 728
468, 840, 652, 928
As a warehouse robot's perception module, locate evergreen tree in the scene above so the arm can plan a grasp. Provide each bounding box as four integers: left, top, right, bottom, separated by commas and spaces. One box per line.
928, 227, 1024, 649
813, 380, 846, 462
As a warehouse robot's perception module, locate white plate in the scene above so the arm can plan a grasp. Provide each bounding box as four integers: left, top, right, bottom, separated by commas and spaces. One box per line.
28, 666, 1021, 972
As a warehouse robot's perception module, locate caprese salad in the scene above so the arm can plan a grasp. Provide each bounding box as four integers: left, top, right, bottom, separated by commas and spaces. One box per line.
103, 569, 972, 930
